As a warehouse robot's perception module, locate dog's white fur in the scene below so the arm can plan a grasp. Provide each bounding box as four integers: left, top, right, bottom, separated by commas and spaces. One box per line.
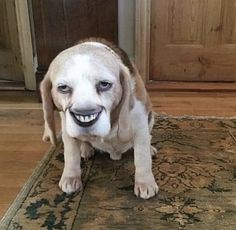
40, 39, 158, 199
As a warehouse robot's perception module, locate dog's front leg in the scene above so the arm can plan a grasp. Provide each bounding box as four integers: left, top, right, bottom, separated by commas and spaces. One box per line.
59, 113, 82, 194
133, 112, 158, 199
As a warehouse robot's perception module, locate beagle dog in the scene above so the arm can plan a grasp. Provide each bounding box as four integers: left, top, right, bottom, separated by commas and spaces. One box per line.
40, 38, 158, 199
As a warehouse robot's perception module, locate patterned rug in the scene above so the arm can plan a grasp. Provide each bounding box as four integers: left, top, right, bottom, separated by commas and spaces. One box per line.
1, 116, 236, 229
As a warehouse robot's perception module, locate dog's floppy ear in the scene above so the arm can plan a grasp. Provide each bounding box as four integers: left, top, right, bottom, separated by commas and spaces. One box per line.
118, 65, 135, 142
40, 73, 57, 146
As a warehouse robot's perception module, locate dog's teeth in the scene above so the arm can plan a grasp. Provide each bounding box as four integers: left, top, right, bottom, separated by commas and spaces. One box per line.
79, 116, 85, 122
84, 116, 90, 122
75, 113, 100, 123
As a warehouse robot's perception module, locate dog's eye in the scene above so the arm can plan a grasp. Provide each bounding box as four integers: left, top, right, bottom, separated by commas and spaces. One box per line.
57, 84, 72, 94
96, 81, 112, 92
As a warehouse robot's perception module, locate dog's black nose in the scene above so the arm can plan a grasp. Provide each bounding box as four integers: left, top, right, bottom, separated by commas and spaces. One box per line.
69, 106, 103, 116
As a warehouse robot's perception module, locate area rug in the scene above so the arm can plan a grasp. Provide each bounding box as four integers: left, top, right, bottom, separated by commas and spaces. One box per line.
1, 115, 236, 229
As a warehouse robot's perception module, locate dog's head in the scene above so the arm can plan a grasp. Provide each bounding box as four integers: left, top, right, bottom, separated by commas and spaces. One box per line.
40, 41, 134, 145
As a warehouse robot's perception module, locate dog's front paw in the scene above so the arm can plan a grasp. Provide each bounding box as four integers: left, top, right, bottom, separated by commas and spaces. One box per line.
134, 173, 159, 199
59, 176, 83, 194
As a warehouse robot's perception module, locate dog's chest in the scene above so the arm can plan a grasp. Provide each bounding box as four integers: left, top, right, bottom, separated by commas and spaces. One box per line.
90, 138, 132, 155
89, 126, 132, 154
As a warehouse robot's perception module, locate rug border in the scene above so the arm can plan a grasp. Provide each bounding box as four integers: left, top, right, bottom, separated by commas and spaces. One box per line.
0, 140, 62, 228
155, 112, 236, 120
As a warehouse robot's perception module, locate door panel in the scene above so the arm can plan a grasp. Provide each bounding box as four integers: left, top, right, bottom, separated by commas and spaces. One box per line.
31, 0, 118, 88
31, 0, 118, 70
223, 0, 236, 44
168, 0, 205, 45
0, 0, 23, 81
150, 0, 236, 82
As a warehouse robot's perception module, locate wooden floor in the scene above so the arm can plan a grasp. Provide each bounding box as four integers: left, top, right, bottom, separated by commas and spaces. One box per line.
0, 89, 236, 218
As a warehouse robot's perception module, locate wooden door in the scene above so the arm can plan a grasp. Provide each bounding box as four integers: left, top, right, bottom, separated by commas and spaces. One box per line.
31, 0, 118, 88
150, 0, 236, 82
0, 0, 23, 82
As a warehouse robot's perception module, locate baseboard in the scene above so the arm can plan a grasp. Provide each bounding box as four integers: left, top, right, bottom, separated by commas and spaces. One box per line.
146, 81, 236, 92
0, 80, 25, 91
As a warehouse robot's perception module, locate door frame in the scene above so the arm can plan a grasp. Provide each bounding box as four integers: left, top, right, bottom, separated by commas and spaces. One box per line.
135, 0, 151, 84
15, 0, 35, 90
118, 0, 135, 58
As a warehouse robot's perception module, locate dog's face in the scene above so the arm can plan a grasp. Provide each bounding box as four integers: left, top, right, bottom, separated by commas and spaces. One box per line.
52, 51, 122, 138
40, 43, 134, 144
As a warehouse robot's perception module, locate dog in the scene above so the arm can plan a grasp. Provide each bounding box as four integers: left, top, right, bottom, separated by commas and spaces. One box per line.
40, 38, 158, 199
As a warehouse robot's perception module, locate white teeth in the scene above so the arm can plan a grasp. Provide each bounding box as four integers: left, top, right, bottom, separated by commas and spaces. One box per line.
79, 116, 85, 122
75, 113, 98, 123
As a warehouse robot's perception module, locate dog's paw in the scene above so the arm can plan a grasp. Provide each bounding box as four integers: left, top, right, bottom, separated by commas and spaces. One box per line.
151, 145, 158, 157
110, 152, 122, 160
80, 143, 95, 160
42, 128, 57, 146
59, 176, 83, 194
134, 174, 159, 199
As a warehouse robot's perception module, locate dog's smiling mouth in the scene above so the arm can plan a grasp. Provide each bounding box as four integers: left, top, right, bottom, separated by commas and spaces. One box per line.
69, 107, 103, 128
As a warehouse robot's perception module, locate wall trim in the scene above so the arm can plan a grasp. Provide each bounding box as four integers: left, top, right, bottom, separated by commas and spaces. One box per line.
118, 0, 135, 58
15, 0, 36, 90
135, 0, 151, 83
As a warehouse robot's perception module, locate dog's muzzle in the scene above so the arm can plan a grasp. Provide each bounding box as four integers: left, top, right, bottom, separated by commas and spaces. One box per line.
69, 106, 103, 127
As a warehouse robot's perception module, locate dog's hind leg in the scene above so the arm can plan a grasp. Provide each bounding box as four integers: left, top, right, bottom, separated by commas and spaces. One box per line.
81, 142, 95, 160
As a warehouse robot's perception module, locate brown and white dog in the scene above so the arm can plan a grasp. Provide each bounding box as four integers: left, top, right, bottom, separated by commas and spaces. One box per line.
40, 38, 158, 199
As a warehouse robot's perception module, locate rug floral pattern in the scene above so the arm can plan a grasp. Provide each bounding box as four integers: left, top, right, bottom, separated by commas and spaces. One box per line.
1, 116, 236, 229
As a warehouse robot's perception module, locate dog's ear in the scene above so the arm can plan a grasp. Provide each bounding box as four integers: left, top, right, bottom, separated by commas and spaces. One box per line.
118, 65, 135, 142
40, 73, 57, 146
